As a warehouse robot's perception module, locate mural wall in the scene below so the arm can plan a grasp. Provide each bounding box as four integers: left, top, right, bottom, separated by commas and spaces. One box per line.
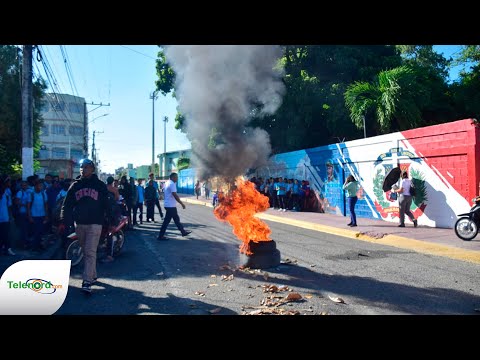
254, 119, 479, 228
179, 119, 480, 228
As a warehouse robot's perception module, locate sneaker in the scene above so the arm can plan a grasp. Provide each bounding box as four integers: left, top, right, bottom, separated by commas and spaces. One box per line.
81, 281, 92, 294
398, 224, 405, 228
92, 277, 98, 285
413, 219, 418, 228
182, 230, 192, 237
7, 248, 16, 256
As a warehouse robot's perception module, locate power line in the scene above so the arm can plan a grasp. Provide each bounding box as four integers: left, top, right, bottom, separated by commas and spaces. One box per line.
119, 45, 157, 60
60, 45, 80, 97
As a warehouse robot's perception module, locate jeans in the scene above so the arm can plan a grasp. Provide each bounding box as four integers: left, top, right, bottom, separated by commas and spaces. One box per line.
158, 207, 186, 237
348, 196, 358, 225
76, 224, 102, 282
0, 221, 11, 253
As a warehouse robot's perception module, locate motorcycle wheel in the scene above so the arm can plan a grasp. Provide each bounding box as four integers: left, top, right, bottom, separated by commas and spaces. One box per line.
66, 240, 84, 266
112, 230, 125, 257
454, 217, 478, 241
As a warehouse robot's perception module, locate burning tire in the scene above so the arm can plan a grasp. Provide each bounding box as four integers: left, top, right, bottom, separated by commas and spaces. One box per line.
240, 249, 281, 269
249, 240, 277, 254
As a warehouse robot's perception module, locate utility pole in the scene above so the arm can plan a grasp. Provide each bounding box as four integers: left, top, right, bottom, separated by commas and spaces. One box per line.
150, 91, 158, 176
84, 101, 110, 158
163, 116, 168, 178
21, 45, 33, 180
362, 115, 366, 139
91, 130, 104, 167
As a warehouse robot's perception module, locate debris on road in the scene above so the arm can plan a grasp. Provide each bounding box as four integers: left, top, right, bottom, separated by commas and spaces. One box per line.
221, 274, 234, 281
328, 295, 346, 304
195, 291, 206, 297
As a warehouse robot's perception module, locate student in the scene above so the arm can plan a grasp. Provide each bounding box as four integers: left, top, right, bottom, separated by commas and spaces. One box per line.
392, 171, 418, 228
343, 175, 360, 227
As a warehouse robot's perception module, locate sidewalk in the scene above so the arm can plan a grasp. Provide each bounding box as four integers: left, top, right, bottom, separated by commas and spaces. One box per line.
0, 228, 62, 275
180, 194, 480, 265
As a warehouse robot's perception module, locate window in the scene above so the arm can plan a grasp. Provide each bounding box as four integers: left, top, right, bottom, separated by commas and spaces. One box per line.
51, 101, 65, 112
52, 147, 66, 159
68, 102, 84, 114
51, 125, 66, 135
69, 126, 83, 136
40, 125, 49, 136
70, 149, 83, 161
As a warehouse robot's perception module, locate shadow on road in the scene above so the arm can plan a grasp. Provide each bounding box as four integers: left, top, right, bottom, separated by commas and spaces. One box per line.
56, 280, 237, 315
65, 225, 480, 315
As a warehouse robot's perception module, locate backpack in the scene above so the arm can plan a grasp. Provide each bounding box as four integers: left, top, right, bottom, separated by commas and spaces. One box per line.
410, 180, 416, 197
31, 191, 47, 207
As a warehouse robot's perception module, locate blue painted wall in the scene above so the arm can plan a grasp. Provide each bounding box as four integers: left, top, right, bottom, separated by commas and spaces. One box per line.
178, 168, 195, 195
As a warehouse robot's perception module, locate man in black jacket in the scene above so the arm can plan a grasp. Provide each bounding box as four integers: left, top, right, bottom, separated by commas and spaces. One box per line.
60, 158, 111, 294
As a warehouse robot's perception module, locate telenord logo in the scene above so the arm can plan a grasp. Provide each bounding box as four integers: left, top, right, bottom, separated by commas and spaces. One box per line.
0, 260, 71, 315
7, 279, 63, 294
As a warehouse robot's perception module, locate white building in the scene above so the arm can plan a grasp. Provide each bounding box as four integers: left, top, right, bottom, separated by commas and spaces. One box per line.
38, 93, 86, 179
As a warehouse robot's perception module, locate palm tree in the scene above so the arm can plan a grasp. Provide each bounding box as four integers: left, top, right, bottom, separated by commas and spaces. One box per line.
344, 66, 422, 135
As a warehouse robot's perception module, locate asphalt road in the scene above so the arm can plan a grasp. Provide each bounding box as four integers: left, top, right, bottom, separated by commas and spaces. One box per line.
55, 204, 480, 315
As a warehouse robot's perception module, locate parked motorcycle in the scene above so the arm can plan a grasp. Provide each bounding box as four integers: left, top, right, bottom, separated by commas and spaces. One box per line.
64, 216, 128, 266
454, 196, 480, 241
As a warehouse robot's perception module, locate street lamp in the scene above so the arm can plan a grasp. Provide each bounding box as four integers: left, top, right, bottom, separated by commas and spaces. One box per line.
88, 113, 109, 124
163, 116, 168, 178
150, 91, 158, 176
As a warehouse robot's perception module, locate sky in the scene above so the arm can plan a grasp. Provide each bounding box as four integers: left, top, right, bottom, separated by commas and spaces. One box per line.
35, 45, 190, 174
35, 45, 465, 174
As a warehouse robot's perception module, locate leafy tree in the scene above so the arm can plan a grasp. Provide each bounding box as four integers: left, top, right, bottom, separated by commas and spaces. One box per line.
0, 45, 46, 175
345, 66, 422, 134
177, 157, 190, 171
396, 45, 455, 124
451, 45, 480, 118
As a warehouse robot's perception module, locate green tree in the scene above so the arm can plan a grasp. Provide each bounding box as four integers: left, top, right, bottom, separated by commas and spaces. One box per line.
251, 45, 402, 152
344, 66, 422, 133
0, 45, 46, 175
451, 45, 480, 118
396, 45, 455, 124
177, 157, 190, 171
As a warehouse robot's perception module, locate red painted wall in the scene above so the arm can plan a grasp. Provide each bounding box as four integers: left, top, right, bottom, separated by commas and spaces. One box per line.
401, 119, 479, 202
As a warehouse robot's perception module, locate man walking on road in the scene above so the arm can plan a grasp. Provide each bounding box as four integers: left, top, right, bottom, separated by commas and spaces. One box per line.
157, 172, 191, 241
60, 158, 111, 294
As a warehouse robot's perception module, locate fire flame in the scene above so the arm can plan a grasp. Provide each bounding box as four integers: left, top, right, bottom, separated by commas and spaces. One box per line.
214, 178, 271, 255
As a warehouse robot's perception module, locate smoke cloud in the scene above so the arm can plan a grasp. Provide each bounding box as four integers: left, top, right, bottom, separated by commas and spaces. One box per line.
164, 45, 285, 180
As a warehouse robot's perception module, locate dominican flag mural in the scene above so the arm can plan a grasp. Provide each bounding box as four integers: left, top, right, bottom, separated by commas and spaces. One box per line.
255, 119, 480, 228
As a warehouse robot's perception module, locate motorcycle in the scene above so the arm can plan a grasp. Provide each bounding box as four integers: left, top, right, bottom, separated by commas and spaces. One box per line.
64, 216, 128, 266
454, 196, 480, 241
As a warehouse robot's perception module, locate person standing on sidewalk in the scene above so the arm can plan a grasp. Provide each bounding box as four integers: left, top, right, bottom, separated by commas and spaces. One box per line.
148, 173, 164, 220
343, 175, 359, 227
60, 158, 111, 294
157, 172, 191, 241
393, 171, 418, 228
0, 175, 15, 256
134, 179, 145, 225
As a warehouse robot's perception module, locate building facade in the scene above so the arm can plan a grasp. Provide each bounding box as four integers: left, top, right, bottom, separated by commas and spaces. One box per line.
38, 93, 86, 179
157, 148, 192, 179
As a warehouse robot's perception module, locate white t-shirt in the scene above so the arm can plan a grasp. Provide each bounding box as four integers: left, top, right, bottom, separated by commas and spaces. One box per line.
164, 180, 178, 207
401, 178, 412, 196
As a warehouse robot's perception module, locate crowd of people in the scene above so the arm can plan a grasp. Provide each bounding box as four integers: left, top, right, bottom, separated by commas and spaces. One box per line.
249, 177, 317, 212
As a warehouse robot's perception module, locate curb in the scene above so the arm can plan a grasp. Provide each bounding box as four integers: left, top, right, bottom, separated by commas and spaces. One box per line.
182, 197, 480, 265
